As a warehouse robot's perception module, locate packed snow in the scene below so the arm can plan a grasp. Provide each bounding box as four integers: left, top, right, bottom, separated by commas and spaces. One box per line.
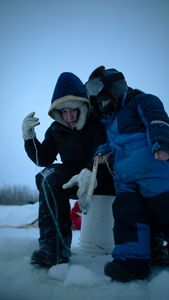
0, 202, 169, 300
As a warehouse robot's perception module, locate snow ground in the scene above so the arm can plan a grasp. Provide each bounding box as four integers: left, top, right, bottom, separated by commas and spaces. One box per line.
0, 203, 169, 300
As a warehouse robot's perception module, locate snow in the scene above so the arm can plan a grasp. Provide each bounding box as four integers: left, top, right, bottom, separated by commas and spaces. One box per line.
0, 203, 38, 226
0, 203, 169, 300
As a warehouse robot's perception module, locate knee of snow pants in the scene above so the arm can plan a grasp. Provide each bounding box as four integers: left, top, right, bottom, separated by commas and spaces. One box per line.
112, 192, 151, 260
35, 164, 78, 243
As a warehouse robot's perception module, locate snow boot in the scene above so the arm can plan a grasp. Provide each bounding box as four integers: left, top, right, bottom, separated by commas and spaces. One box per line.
31, 249, 70, 268
104, 259, 150, 282
31, 237, 71, 268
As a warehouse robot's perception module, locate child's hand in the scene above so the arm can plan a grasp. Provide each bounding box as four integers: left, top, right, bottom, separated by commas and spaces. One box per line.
154, 150, 169, 161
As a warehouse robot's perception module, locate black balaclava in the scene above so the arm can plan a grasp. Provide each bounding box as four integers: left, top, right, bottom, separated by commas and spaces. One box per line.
86, 66, 128, 116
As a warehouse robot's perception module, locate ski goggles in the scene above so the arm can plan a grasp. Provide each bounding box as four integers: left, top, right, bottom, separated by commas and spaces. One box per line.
85, 78, 104, 98
85, 71, 125, 98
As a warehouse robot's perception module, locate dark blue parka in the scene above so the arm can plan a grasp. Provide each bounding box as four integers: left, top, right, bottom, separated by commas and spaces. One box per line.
98, 90, 169, 196
97, 89, 169, 261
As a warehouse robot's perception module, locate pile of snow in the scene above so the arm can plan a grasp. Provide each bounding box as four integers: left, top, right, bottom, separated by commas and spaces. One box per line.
48, 263, 100, 285
0, 202, 38, 227
0, 203, 169, 300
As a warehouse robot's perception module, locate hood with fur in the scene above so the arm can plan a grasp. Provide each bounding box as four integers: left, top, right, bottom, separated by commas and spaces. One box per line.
48, 72, 90, 130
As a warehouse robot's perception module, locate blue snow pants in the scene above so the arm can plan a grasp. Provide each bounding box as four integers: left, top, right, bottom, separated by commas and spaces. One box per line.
112, 146, 169, 261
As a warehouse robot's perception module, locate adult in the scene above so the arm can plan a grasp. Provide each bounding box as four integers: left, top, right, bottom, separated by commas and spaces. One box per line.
22, 72, 114, 267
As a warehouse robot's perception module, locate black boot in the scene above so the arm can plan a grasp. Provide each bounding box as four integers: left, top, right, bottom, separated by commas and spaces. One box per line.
30, 213, 72, 267
31, 236, 71, 267
31, 250, 69, 267
104, 259, 150, 282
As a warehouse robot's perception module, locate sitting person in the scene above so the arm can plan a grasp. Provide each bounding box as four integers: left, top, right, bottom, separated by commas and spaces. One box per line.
22, 71, 115, 268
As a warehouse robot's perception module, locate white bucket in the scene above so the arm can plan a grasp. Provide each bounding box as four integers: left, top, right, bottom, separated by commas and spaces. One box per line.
79, 195, 115, 255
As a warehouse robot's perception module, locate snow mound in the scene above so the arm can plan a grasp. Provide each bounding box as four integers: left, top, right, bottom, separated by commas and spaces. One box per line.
48, 263, 69, 281
0, 202, 38, 226
48, 263, 100, 286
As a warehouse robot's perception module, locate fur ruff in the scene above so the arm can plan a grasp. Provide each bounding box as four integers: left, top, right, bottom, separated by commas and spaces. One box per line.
48, 97, 89, 130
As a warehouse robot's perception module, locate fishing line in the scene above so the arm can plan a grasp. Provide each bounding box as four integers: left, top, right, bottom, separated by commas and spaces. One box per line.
32, 137, 71, 255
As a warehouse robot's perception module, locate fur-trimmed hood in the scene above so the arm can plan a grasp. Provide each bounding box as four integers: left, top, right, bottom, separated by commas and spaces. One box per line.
48, 72, 90, 130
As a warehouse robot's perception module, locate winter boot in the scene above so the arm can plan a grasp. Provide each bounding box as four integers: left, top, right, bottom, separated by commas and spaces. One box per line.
31, 234, 71, 268
31, 249, 70, 267
104, 259, 150, 282
151, 232, 169, 266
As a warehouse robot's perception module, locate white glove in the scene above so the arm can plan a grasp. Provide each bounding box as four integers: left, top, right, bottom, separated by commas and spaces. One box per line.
22, 112, 40, 140
63, 168, 97, 211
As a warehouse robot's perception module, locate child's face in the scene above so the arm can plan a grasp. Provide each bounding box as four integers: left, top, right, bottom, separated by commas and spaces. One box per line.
96, 90, 116, 115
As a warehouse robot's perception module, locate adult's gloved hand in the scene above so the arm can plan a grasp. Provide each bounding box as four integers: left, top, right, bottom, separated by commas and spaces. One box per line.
63, 168, 97, 211
22, 112, 40, 140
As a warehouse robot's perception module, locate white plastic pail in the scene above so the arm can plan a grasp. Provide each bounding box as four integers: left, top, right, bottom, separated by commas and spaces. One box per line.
79, 195, 115, 255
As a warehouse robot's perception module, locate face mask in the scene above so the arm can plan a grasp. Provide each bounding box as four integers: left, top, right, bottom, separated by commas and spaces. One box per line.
97, 91, 115, 114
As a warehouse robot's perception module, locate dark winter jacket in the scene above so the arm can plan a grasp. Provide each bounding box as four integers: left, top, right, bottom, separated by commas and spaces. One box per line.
24, 113, 107, 170
97, 90, 169, 155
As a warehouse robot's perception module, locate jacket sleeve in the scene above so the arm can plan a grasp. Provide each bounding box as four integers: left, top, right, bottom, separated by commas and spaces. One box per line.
95, 143, 111, 156
24, 125, 58, 167
135, 94, 169, 153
